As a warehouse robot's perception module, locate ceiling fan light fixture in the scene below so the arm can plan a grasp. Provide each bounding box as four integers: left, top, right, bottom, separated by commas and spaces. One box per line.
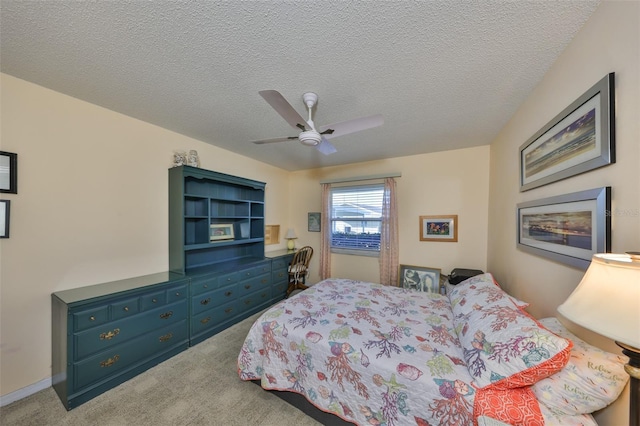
299, 130, 321, 146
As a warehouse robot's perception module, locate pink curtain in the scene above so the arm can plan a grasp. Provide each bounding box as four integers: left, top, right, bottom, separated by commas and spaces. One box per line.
379, 178, 399, 286
319, 183, 332, 280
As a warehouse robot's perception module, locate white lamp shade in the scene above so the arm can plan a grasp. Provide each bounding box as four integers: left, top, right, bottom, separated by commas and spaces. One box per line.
285, 228, 297, 240
558, 253, 640, 349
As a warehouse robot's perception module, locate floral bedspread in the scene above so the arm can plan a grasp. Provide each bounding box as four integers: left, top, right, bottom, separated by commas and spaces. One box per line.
237, 279, 476, 426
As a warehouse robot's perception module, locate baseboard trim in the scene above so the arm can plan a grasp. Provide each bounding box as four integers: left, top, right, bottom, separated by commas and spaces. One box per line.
0, 377, 51, 407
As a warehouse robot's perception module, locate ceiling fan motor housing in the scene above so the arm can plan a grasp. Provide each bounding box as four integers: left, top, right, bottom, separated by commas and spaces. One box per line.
299, 130, 322, 146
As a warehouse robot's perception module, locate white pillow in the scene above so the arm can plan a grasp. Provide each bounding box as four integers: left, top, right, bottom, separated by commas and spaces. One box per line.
533, 318, 629, 415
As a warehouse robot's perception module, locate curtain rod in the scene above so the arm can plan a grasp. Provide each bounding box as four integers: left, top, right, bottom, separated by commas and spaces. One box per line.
319, 172, 402, 184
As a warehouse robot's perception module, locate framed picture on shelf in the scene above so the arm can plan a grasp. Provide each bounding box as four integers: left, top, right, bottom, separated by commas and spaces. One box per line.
420, 215, 458, 242
398, 264, 441, 293
0, 151, 18, 194
210, 223, 234, 241
517, 187, 610, 270
519, 73, 615, 192
308, 212, 321, 232
0, 200, 10, 238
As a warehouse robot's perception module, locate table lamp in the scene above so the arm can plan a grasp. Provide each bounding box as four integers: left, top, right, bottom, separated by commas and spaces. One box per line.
558, 252, 640, 426
285, 228, 298, 250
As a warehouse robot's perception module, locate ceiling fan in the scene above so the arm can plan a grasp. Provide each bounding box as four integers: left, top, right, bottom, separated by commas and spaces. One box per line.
252, 90, 383, 155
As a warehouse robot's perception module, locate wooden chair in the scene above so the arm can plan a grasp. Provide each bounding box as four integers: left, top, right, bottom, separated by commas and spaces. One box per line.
286, 246, 313, 297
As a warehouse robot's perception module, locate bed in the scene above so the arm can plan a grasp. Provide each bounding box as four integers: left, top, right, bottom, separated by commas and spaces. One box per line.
237, 274, 629, 425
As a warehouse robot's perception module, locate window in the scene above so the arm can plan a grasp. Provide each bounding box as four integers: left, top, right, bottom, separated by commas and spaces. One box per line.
330, 184, 383, 253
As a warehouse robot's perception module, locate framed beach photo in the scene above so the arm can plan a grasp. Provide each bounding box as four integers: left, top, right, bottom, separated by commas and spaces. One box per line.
0, 200, 10, 238
519, 73, 615, 192
210, 223, 235, 241
517, 187, 610, 269
0, 151, 17, 194
420, 215, 458, 242
398, 264, 441, 293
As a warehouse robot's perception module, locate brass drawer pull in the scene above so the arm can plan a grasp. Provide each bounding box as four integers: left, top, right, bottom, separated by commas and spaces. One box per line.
261, 279, 268, 284
244, 285, 251, 289
152, 298, 158, 303
159, 311, 173, 319
100, 355, 120, 368
224, 307, 233, 314
100, 328, 120, 340
175, 292, 181, 297
244, 300, 251, 305
159, 333, 173, 342
89, 316, 96, 321
203, 284, 208, 289
201, 298, 211, 305
123, 306, 129, 312
225, 291, 232, 297
200, 316, 211, 324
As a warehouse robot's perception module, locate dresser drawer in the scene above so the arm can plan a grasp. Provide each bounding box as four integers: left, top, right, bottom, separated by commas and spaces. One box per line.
238, 288, 271, 311
73, 306, 110, 332
110, 297, 140, 320
167, 284, 187, 303
191, 286, 238, 315
238, 273, 270, 295
272, 280, 288, 299
218, 271, 238, 287
190, 275, 218, 296
191, 300, 238, 335
272, 257, 291, 270
74, 300, 188, 360
239, 262, 271, 280
140, 290, 167, 311
73, 320, 188, 390
271, 268, 288, 284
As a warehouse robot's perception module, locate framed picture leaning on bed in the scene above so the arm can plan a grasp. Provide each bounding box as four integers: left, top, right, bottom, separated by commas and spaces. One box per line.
398, 264, 441, 293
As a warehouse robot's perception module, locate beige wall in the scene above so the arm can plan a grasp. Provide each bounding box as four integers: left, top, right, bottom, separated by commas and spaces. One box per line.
487, 2, 639, 424
289, 146, 491, 284
0, 73, 292, 397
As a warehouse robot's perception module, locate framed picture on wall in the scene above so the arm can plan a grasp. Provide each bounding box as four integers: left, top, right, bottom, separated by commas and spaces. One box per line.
517, 187, 610, 269
398, 264, 441, 293
420, 215, 458, 242
519, 73, 615, 192
0, 200, 10, 238
0, 151, 17, 194
308, 212, 321, 232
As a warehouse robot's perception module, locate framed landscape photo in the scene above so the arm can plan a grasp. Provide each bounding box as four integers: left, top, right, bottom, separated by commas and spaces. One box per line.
398, 264, 441, 293
210, 223, 234, 241
519, 73, 615, 192
308, 212, 321, 232
0, 151, 17, 194
0, 200, 10, 238
420, 215, 458, 242
517, 187, 610, 270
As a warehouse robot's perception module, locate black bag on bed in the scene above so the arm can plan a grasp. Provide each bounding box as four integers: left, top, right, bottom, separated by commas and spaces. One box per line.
448, 268, 484, 285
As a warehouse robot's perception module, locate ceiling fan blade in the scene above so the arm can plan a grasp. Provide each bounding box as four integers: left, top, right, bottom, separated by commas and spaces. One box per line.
316, 137, 337, 155
259, 90, 309, 130
252, 136, 298, 145
318, 114, 384, 139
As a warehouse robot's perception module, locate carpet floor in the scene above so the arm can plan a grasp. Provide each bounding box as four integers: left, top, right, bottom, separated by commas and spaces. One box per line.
1, 311, 323, 426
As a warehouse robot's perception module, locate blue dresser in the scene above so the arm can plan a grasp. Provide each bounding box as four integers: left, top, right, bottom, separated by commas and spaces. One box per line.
52, 272, 190, 410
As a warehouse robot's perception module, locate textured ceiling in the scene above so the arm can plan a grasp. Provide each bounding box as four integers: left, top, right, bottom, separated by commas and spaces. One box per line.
0, 1, 600, 171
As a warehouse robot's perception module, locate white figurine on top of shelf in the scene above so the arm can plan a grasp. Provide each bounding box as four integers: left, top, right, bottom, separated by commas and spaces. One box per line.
187, 150, 200, 167
173, 150, 187, 167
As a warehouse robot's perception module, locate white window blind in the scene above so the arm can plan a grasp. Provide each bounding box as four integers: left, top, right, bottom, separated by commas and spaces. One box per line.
330, 184, 383, 252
